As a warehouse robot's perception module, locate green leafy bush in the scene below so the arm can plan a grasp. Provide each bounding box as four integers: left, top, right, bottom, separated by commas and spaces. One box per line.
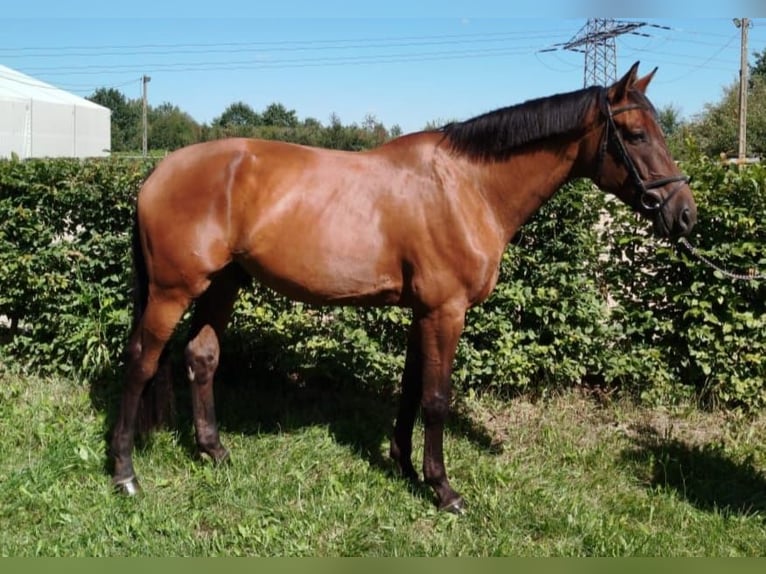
456, 180, 619, 393
599, 154, 766, 407
0, 157, 154, 377
0, 155, 763, 409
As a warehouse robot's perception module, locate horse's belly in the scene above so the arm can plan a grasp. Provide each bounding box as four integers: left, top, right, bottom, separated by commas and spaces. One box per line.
235, 186, 407, 305
236, 247, 404, 306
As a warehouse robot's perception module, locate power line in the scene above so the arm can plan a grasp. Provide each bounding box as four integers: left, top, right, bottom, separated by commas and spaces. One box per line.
0, 70, 140, 91
2, 20, 756, 99
3, 36, 570, 61
0, 28, 575, 54
58, 78, 144, 91
620, 45, 737, 68
534, 51, 580, 73
8, 45, 553, 76
20, 36, 743, 79
616, 23, 741, 75
649, 31, 739, 84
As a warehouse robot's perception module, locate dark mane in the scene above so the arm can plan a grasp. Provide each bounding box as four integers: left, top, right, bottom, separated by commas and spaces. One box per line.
441, 86, 601, 162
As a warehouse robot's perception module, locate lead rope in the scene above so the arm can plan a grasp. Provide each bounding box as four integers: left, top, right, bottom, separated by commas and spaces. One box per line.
676, 237, 766, 281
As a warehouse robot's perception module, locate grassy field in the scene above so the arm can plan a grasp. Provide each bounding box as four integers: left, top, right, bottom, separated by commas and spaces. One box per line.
1, 360, 765, 557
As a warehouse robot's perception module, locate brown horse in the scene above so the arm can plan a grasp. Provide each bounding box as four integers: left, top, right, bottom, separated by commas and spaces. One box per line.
110, 62, 696, 512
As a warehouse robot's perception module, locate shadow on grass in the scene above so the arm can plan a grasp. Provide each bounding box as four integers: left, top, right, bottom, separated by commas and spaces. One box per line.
89, 326, 498, 506
621, 425, 766, 517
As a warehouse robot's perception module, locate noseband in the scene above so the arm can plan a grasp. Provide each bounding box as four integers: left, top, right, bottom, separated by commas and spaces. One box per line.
595, 89, 689, 213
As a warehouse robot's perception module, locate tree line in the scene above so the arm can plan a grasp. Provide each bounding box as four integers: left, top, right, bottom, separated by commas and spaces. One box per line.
87, 89, 403, 153
89, 49, 766, 158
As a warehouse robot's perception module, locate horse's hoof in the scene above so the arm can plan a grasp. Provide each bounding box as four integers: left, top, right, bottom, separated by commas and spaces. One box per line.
199, 446, 230, 465
439, 496, 466, 515
113, 476, 141, 496
212, 447, 230, 466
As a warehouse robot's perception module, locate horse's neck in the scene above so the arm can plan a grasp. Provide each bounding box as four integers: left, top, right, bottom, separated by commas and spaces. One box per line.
475, 140, 583, 244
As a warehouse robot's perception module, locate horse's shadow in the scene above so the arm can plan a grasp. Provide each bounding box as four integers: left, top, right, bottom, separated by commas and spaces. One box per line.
89, 327, 498, 503
620, 424, 766, 518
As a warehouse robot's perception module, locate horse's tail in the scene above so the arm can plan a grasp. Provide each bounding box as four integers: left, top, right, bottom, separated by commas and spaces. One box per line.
131, 208, 175, 435
131, 209, 148, 329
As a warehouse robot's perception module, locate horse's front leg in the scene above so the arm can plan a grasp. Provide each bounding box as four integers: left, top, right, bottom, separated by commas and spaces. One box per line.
418, 301, 467, 513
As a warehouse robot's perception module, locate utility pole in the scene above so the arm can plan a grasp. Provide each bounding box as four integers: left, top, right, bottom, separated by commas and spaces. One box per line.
142, 75, 151, 157
734, 18, 751, 162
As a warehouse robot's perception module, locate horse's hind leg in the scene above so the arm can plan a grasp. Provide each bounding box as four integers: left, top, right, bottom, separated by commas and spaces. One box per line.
185, 264, 246, 463
390, 321, 424, 483
111, 289, 191, 494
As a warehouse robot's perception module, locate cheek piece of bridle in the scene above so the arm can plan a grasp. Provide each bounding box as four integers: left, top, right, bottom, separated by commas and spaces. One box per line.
595, 88, 689, 214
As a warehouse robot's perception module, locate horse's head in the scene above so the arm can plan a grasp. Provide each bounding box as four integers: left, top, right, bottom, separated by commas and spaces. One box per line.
592, 62, 697, 238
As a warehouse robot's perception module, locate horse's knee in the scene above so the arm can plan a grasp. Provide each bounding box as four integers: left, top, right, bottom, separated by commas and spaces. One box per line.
185, 325, 220, 383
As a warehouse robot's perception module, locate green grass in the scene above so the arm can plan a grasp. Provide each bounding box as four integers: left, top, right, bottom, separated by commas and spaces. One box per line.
1, 361, 766, 557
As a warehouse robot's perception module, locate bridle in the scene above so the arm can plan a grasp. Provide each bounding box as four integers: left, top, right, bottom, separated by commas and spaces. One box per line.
593, 89, 764, 281
595, 88, 689, 214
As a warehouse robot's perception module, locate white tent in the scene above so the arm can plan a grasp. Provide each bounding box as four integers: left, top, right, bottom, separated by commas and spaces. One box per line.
0, 65, 110, 159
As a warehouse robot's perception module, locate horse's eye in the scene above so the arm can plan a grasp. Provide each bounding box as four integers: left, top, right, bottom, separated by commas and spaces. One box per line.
625, 130, 647, 143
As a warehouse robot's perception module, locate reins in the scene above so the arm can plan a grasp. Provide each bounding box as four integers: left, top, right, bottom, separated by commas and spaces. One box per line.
676, 237, 766, 281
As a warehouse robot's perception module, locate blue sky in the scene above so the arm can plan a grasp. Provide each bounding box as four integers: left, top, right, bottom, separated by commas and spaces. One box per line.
3, 2, 766, 133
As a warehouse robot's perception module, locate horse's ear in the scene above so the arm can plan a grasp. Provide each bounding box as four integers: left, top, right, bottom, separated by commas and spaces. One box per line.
609, 61, 641, 102
633, 67, 658, 94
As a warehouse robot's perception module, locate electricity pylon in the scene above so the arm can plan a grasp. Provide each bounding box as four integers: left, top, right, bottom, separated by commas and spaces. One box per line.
542, 19, 670, 87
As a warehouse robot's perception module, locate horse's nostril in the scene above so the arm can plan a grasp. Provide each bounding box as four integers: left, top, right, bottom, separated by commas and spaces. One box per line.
679, 207, 694, 233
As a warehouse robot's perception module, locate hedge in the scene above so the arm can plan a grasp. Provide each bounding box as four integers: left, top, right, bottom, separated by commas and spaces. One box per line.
0, 153, 763, 408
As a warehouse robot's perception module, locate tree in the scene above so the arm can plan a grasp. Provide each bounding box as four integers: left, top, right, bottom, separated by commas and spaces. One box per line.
295, 117, 324, 147
745, 75, 766, 156
149, 102, 201, 151
656, 104, 687, 158
687, 75, 766, 158
87, 87, 141, 152
212, 102, 261, 129
680, 48, 766, 160
423, 118, 459, 131
321, 113, 381, 151
361, 113, 388, 147
261, 102, 298, 128
751, 48, 766, 80
657, 104, 682, 136
687, 83, 739, 158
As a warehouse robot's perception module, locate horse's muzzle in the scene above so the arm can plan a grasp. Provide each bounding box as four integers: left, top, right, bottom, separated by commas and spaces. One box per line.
655, 195, 696, 238
676, 203, 697, 236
